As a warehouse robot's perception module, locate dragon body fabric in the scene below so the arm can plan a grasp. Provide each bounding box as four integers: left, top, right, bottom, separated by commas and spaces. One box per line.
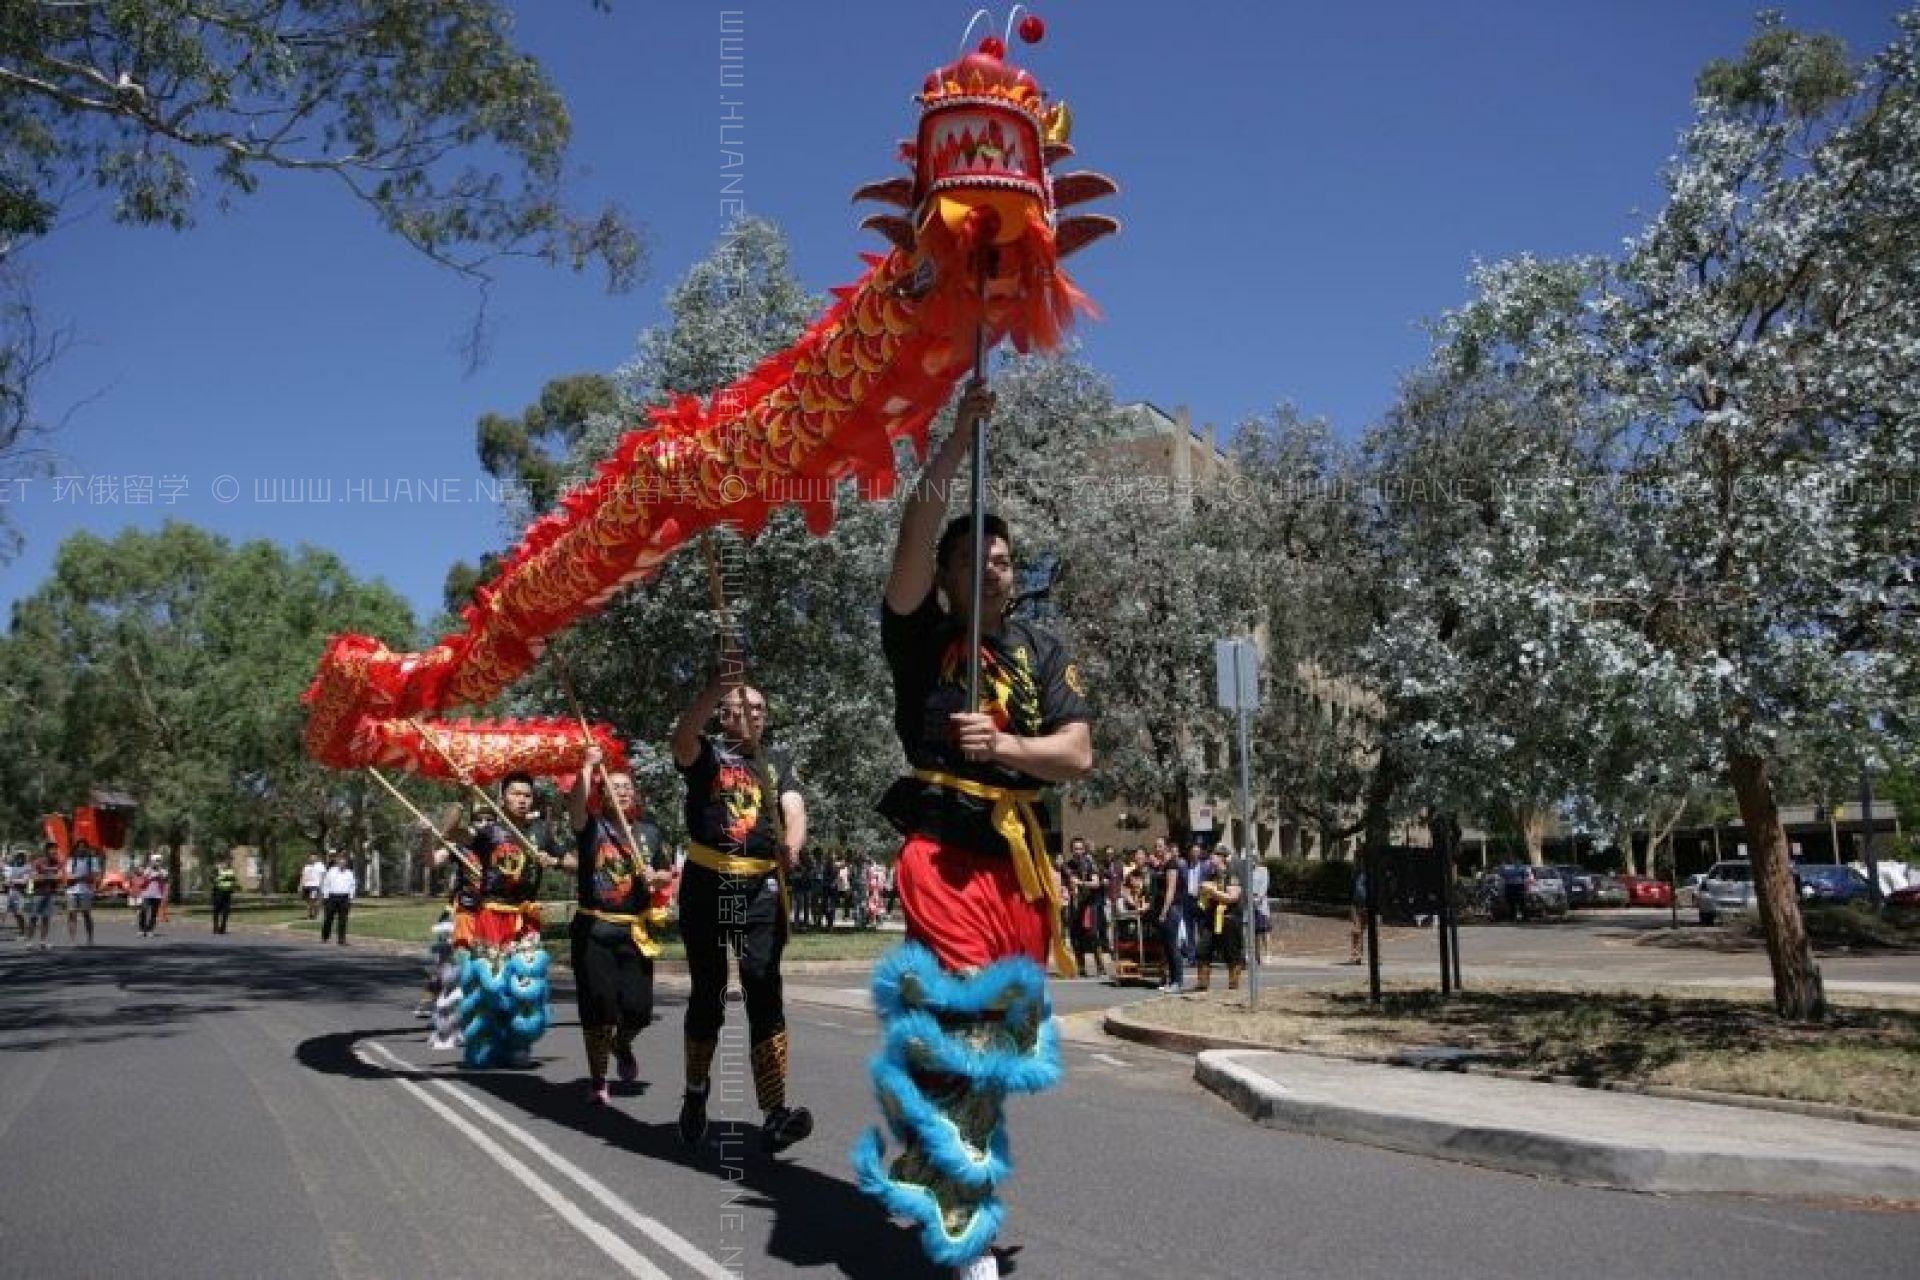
300, 41, 1115, 784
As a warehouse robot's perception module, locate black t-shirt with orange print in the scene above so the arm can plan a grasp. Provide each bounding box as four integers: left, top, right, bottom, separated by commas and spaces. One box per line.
877, 590, 1093, 857
572, 813, 667, 914
678, 734, 795, 860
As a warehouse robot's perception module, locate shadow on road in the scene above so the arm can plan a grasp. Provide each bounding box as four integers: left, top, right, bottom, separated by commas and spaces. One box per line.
0, 936, 422, 1050
295, 1014, 931, 1279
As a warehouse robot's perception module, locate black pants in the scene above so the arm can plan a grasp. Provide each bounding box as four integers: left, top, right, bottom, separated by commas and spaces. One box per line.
678, 864, 785, 1046
210, 891, 233, 934
1160, 913, 1185, 986
1198, 918, 1244, 967
137, 899, 161, 933
569, 916, 654, 1034
320, 894, 351, 942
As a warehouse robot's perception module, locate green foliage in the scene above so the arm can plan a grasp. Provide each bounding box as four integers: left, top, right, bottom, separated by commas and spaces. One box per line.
0, 1, 645, 541
0, 522, 427, 888
1260, 856, 1357, 905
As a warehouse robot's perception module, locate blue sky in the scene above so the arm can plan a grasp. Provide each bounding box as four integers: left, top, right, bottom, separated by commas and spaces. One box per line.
4, 0, 1905, 628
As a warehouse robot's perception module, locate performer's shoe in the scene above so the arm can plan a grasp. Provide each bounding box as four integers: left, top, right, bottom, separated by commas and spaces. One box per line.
953, 1253, 1000, 1279
677, 1081, 710, 1146
759, 1104, 813, 1154
588, 1079, 611, 1106
506, 1047, 534, 1070
615, 1047, 640, 1085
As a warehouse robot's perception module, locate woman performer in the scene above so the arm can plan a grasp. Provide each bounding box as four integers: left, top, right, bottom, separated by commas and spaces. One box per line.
567, 749, 672, 1105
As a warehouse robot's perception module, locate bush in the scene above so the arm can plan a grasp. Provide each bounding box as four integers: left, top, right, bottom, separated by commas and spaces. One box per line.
1263, 857, 1357, 906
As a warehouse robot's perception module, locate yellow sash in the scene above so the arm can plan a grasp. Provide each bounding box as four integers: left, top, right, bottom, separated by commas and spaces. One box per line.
686, 842, 790, 925
912, 769, 1076, 979
686, 841, 778, 878
576, 905, 670, 959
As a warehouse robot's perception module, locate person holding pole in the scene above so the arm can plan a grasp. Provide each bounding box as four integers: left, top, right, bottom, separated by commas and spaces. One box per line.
432, 771, 553, 1069
669, 661, 813, 1154
566, 748, 670, 1105
853, 381, 1095, 1280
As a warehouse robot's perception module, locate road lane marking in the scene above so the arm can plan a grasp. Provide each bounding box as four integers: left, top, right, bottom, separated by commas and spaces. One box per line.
1091, 1053, 1129, 1068
357, 1043, 670, 1279
363, 1041, 735, 1280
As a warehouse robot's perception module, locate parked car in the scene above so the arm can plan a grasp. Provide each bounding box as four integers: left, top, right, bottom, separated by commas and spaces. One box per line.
1795, 864, 1873, 905
1888, 884, 1920, 914
1697, 860, 1755, 926
1478, 864, 1570, 921
1589, 875, 1629, 907
1617, 874, 1672, 907
1554, 865, 1596, 908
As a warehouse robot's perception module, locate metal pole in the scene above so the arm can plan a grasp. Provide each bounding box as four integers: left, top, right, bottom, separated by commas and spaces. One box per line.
1235, 695, 1258, 1008
965, 323, 990, 711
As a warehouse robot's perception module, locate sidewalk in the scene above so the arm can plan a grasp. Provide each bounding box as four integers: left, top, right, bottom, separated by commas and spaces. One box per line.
1195, 1048, 1920, 1200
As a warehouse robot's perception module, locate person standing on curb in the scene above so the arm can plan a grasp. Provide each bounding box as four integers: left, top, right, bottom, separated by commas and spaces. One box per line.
209, 857, 239, 935
136, 853, 169, 938
26, 843, 61, 949
1347, 866, 1370, 965
299, 853, 325, 919
63, 841, 101, 946
319, 854, 356, 945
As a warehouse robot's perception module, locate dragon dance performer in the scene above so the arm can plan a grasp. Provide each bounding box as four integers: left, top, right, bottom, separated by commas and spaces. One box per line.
430, 772, 553, 1068
566, 749, 672, 1105
853, 383, 1094, 1280
669, 665, 813, 1154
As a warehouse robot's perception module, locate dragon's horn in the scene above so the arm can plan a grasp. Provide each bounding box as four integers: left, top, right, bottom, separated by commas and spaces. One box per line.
1055, 214, 1120, 259
1052, 172, 1119, 209
1043, 142, 1076, 165
852, 177, 915, 208
860, 214, 917, 254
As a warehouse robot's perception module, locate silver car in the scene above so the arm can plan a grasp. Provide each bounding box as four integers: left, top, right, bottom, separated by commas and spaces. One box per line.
1696, 860, 1755, 926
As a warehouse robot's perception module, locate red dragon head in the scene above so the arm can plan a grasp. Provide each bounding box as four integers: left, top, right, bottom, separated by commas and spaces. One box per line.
852, 13, 1118, 354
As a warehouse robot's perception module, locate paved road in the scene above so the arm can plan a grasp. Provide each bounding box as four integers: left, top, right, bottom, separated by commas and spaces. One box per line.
1, 916, 1913, 1279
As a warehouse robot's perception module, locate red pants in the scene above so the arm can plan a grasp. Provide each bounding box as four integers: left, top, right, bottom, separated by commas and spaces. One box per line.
895, 835, 1048, 972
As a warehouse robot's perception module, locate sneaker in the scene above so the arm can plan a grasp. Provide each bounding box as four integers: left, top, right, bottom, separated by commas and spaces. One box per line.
760, 1104, 814, 1154
677, 1081, 710, 1145
588, 1079, 611, 1106
954, 1254, 1000, 1280
614, 1048, 639, 1084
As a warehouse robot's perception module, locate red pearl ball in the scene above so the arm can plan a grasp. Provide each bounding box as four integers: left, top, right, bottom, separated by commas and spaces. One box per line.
1018, 15, 1046, 44
979, 36, 1006, 59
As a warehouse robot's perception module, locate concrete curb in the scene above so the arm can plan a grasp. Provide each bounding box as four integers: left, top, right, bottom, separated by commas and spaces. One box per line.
1194, 1049, 1920, 1201
1103, 1003, 1920, 1133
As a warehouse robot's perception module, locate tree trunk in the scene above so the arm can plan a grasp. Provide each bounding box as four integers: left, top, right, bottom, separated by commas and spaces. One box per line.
1161, 774, 1192, 848
1515, 805, 1548, 866
1728, 752, 1826, 1022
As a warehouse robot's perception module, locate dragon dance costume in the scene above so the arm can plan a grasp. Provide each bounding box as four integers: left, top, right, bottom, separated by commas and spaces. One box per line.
569, 808, 670, 1099
854, 590, 1091, 1268
429, 819, 550, 1067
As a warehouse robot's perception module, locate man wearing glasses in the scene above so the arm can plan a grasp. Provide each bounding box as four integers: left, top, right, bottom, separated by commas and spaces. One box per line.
670, 665, 812, 1154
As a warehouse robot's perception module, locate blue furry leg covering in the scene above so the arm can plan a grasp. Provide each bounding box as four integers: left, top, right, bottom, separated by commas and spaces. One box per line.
850, 941, 1060, 1267
459, 938, 550, 1067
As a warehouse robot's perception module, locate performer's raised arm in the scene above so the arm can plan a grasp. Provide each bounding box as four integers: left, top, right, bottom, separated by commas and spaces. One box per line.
885, 381, 993, 614
671, 658, 740, 769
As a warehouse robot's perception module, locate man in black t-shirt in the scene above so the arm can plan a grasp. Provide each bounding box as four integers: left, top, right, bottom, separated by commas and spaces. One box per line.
669, 665, 811, 1154
567, 751, 671, 1104
855, 381, 1096, 1280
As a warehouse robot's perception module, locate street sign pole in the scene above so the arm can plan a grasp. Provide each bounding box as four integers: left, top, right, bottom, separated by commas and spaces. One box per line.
1216, 638, 1261, 1008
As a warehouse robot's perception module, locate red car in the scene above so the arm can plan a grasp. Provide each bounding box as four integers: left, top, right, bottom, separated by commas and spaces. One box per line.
1618, 874, 1673, 907
1887, 885, 1920, 914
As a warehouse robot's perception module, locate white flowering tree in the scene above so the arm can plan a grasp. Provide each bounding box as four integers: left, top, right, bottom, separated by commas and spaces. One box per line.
1381, 12, 1920, 1020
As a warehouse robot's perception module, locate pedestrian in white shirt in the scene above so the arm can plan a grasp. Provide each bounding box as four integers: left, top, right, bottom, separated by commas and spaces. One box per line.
299, 854, 326, 919
319, 855, 356, 945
